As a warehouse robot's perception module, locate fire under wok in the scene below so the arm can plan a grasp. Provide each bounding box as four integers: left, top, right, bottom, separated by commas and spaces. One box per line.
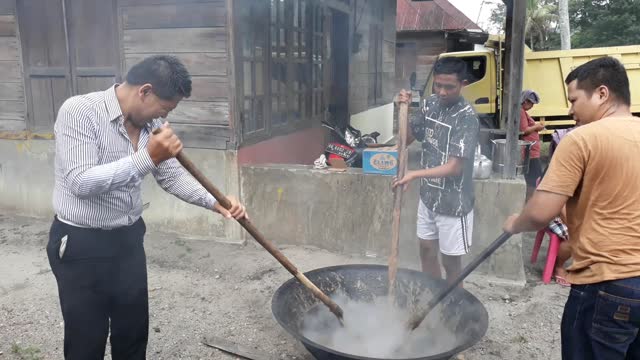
272, 264, 488, 360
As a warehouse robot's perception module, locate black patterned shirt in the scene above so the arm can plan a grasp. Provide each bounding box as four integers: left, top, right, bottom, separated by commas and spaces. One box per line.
410, 95, 479, 217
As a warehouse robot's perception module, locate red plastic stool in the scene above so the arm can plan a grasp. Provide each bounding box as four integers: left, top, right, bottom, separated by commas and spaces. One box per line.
530, 229, 561, 284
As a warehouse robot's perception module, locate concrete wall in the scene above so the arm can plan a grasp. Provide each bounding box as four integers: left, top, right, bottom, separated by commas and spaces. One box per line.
241, 164, 420, 258
241, 147, 527, 283
0, 139, 243, 243
0, 140, 55, 217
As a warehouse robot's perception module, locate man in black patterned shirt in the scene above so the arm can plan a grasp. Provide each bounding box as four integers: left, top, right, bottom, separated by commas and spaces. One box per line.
394, 57, 479, 286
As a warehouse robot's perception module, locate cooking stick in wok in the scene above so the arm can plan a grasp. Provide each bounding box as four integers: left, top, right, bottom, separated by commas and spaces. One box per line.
388, 95, 410, 300
152, 128, 344, 324
407, 232, 512, 330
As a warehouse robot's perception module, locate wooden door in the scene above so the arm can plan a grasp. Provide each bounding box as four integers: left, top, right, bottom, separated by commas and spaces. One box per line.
396, 42, 417, 89
17, 0, 119, 132
66, 0, 120, 94
17, 0, 71, 132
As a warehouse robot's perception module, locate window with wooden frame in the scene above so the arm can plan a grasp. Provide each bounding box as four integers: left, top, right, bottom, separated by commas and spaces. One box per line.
368, 2, 384, 106
237, 0, 325, 144
368, 23, 383, 106
238, 1, 268, 137
290, 0, 309, 123
311, 2, 325, 119
270, 0, 288, 127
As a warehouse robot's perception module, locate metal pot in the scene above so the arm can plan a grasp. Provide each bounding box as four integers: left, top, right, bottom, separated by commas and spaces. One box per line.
272, 264, 488, 360
473, 145, 492, 179
490, 139, 535, 176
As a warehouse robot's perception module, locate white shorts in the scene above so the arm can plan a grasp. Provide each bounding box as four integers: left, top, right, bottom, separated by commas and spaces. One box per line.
417, 200, 474, 256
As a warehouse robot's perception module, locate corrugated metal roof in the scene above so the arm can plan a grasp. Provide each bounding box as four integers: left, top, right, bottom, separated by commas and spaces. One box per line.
396, 0, 482, 32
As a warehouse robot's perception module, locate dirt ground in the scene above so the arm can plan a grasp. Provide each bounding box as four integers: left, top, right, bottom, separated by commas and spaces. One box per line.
0, 213, 567, 360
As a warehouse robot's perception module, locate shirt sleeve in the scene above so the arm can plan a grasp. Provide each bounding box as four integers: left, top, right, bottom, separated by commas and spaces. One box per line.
56, 101, 155, 199
152, 154, 217, 210
537, 133, 587, 197
519, 108, 528, 132
448, 105, 479, 159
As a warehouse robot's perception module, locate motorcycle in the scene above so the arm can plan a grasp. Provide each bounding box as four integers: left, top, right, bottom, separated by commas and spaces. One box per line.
321, 118, 380, 168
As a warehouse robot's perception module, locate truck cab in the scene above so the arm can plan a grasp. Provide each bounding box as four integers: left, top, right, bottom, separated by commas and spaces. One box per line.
419, 39, 640, 138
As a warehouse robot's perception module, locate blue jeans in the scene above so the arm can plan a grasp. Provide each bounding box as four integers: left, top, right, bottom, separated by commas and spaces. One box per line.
562, 277, 640, 360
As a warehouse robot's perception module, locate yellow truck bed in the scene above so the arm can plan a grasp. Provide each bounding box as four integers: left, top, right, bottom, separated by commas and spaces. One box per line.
526, 45, 640, 125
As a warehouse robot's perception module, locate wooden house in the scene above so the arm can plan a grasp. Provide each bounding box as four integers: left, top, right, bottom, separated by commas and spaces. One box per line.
0, 0, 397, 242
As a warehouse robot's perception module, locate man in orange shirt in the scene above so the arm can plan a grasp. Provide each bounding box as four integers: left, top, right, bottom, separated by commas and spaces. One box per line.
503, 57, 640, 359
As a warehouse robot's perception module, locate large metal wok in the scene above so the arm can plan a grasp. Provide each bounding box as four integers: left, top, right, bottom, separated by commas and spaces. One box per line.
272, 264, 488, 360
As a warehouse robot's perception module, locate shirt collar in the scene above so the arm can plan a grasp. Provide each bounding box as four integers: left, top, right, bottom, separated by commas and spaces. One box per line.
106, 84, 153, 130
105, 84, 124, 122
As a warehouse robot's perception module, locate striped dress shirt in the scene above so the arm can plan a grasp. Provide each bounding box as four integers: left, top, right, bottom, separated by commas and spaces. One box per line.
53, 85, 216, 229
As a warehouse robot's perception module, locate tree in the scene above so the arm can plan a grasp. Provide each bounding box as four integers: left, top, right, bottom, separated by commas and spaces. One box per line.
559, 0, 571, 49
570, 0, 640, 48
488, 0, 559, 50
524, 0, 558, 50
488, 1, 506, 34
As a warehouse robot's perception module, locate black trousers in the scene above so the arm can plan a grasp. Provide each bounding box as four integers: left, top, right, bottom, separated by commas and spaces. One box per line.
47, 217, 149, 360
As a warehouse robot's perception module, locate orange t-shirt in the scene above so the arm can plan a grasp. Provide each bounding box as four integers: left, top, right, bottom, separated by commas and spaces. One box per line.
538, 117, 640, 285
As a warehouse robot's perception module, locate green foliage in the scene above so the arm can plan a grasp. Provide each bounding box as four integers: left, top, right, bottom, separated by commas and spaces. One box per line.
488, 0, 640, 50
11, 343, 43, 360
570, 0, 640, 48
488, 0, 559, 50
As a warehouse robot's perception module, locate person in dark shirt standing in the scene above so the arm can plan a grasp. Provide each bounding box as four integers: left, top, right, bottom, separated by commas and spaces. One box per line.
394, 57, 480, 286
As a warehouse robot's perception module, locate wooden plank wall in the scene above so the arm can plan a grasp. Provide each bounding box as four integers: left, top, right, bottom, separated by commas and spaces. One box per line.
0, 0, 26, 131
348, 1, 396, 115
119, 0, 231, 149
381, 0, 397, 104
397, 32, 447, 92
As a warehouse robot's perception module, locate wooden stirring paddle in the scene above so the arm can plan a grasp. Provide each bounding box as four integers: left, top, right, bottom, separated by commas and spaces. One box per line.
152, 128, 344, 324
407, 232, 512, 330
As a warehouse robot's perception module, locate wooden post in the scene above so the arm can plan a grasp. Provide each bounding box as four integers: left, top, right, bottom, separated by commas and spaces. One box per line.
503, 0, 526, 179
60, 0, 75, 95
388, 97, 409, 300
500, 0, 513, 129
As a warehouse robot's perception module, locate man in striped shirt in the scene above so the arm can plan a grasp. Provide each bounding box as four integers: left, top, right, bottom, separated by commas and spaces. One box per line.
47, 55, 247, 360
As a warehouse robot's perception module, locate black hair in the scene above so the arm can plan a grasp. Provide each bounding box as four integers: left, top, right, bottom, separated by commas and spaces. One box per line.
564, 56, 630, 106
433, 57, 468, 82
126, 55, 192, 100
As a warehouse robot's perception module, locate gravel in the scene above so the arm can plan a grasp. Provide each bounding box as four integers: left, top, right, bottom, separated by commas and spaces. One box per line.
0, 214, 567, 359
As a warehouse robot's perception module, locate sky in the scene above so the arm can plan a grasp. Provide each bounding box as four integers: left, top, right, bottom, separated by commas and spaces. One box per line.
447, 0, 501, 33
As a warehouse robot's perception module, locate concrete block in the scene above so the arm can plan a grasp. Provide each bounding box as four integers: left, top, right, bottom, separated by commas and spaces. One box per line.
469, 176, 527, 285
241, 164, 420, 257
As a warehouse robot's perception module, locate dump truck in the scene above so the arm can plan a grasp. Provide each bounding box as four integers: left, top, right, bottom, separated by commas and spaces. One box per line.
418, 37, 640, 138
